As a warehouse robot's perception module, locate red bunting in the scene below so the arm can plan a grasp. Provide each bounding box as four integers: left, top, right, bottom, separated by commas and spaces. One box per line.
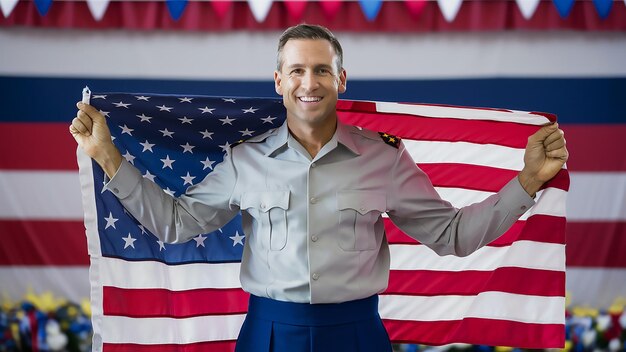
284, 0, 308, 21
210, 0, 232, 20
404, 0, 427, 19
319, 0, 342, 21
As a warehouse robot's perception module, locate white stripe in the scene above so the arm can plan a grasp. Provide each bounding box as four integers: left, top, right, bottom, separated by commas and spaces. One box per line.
0, 267, 90, 303
379, 293, 565, 324
389, 241, 566, 272
102, 314, 245, 344
2, 30, 624, 78
404, 140, 525, 170
0, 170, 83, 219
5, 171, 618, 220
376, 102, 550, 125
100, 256, 242, 290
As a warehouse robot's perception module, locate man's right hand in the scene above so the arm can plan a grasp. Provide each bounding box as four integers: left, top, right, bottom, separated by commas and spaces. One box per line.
70, 101, 122, 178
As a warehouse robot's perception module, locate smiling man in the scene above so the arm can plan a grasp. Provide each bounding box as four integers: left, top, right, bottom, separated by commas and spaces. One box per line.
71, 24, 568, 352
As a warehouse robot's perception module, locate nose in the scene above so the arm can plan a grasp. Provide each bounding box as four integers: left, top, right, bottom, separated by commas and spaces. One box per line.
300, 71, 320, 92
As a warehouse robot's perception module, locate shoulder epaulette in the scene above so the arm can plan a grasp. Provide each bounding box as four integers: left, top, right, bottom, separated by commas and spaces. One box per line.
378, 132, 401, 149
231, 128, 277, 149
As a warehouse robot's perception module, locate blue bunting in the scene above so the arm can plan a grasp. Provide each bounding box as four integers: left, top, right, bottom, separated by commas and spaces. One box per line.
593, 0, 613, 20
358, 0, 383, 21
166, 0, 188, 21
553, 0, 575, 18
33, 0, 53, 16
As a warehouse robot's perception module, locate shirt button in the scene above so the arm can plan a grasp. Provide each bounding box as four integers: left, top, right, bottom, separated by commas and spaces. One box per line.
521, 205, 527, 211
260, 203, 266, 210
360, 207, 366, 212
311, 235, 318, 242
312, 273, 320, 280
310, 197, 317, 204
311, 162, 316, 168
113, 188, 119, 194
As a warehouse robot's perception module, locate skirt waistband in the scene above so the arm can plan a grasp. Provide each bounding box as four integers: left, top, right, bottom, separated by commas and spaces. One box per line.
246, 295, 379, 327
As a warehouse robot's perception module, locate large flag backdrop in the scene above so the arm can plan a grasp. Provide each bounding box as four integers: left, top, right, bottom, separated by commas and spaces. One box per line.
1, 1, 626, 349
78, 92, 567, 350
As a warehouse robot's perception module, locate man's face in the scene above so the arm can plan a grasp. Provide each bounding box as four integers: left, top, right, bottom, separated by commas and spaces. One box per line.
274, 39, 347, 129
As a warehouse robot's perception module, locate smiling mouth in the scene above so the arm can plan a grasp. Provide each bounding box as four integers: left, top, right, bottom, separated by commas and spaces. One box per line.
298, 96, 322, 103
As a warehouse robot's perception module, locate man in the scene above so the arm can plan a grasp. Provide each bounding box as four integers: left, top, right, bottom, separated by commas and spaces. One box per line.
70, 24, 568, 352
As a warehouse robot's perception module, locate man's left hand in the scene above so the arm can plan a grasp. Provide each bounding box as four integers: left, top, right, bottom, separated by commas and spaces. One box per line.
518, 123, 569, 197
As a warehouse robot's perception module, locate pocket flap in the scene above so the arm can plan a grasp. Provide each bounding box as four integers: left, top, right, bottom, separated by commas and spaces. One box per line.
241, 191, 290, 212
337, 191, 386, 215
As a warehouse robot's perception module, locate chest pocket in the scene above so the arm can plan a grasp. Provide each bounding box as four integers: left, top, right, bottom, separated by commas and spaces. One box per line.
337, 191, 386, 251
241, 191, 290, 251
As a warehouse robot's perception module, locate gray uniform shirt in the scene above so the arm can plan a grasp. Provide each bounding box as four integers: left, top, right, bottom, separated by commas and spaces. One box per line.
106, 120, 535, 304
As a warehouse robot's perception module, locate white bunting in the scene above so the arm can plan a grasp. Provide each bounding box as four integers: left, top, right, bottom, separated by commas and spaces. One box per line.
86, 0, 110, 21
247, 0, 273, 23
516, 0, 540, 20
437, 0, 463, 22
0, 0, 19, 18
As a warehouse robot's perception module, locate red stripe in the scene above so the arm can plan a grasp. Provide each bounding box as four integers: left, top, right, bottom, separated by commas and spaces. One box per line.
385, 267, 565, 297
0, 220, 89, 265
560, 124, 626, 171
566, 221, 626, 268
103, 340, 236, 352
103, 287, 249, 318
385, 215, 566, 246
339, 109, 540, 148
383, 318, 565, 348
1, 123, 78, 170
419, 164, 570, 192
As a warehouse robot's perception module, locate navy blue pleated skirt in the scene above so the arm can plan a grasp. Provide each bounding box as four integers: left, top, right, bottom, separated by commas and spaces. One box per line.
235, 295, 392, 352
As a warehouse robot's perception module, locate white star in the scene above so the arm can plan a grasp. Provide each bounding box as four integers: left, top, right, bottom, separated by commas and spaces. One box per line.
200, 130, 214, 139
178, 97, 193, 103
261, 115, 277, 124
135, 96, 150, 101
159, 128, 175, 138
137, 113, 153, 123
157, 105, 173, 112
198, 106, 215, 114
92, 94, 107, 99
99, 110, 110, 118
242, 107, 258, 114
180, 142, 195, 153
160, 155, 175, 169
181, 172, 196, 186
122, 151, 135, 164
200, 157, 215, 170
157, 240, 166, 251
164, 187, 175, 196
138, 224, 147, 234
140, 140, 155, 152
219, 141, 231, 152
229, 231, 245, 246
143, 170, 156, 182
193, 234, 207, 247
111, 136, 116, 141
122, 233, 137, 249
222, 98, 236, 103
119, 124, 134, 135
239, 128, 254, 137
113, 101, 131, 108
220, 116, 235, 125
104, 212, 118, 229
179, 116, 194, 124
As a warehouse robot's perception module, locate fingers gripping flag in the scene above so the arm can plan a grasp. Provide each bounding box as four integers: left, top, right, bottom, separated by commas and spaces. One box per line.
77, 93, 567, 351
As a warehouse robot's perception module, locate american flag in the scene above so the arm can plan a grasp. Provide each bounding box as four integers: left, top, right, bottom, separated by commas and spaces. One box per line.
78, 93, 567, 351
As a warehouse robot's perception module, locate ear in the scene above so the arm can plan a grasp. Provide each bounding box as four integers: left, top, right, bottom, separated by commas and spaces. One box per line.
338, 68, 347, 94
274, 70, 283, 95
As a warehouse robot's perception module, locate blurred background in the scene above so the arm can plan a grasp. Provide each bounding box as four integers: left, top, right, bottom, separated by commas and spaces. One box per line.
1, 0, 625, 350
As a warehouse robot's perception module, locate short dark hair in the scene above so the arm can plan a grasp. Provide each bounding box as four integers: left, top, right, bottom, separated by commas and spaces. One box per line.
276, 24, 343, 73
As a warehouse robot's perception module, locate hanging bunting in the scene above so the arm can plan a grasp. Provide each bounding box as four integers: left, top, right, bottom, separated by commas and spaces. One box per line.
86, 0, 110, 21
592, 0, 612, 19
515, 0, 540, 20
0, 0, 19, 18
248, 0, 273, 22
166, 0, 188, 21
34, 0, 53, 16
284, 0, 308, 21
211, 0, 232, 20
404, 0, 427, 19
358, 0, 382, 21
553, 0, 575, 18
437, 0, 463, 22
319, 0, 342, 21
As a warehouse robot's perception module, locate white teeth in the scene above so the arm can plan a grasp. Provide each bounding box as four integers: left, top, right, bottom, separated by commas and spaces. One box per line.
299, 97, 321, 102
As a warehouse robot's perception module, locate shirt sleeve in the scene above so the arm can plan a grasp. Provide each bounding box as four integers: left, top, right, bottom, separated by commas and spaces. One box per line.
386, 141, 536, 257
104, 152, 240, 244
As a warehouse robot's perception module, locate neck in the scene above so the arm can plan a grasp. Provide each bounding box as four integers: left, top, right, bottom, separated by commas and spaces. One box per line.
287, 118, 337, 159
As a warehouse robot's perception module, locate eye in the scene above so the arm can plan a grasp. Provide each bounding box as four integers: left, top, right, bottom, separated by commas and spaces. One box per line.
290, 68, 304, 75
316, 68, 331, 76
